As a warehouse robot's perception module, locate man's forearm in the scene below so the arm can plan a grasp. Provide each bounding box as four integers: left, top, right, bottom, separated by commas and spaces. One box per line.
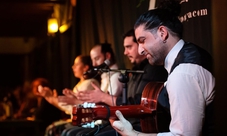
101, 93, 117, 106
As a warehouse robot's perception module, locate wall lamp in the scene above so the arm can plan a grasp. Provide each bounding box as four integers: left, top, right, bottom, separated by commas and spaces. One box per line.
47, 17, 58, 34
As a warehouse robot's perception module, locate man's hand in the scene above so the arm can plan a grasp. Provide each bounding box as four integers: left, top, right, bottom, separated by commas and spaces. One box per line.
60, 88, 85, 105
62, 88, 76, 98
37, 85, 58, 105
109, 110, 136, 136
37, 85, 55, 97
58, 95, 81, 105
75, 82, 106, 103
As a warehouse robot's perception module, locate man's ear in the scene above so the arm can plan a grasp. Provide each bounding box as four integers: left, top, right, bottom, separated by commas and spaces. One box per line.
158, 26, 168, 41
105, 52, 111, 60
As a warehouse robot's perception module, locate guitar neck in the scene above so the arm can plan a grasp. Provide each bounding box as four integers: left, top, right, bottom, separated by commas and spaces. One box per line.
72, 82, 165, 132
96, 105, 153, 119
73, 104, 153, 123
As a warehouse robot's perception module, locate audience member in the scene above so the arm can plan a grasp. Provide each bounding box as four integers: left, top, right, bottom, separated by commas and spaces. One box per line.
13, 81, 35, 119
14, 78, 62, 134
32, 78, 62, 132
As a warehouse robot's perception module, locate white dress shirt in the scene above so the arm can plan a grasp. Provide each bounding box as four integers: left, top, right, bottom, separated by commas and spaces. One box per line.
158, 40, 215, 136
100, 63, 123, 96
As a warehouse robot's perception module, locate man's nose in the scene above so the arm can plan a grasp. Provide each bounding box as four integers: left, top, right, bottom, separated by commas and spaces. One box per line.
138, 44, 145, 55
124, 49, 128, 55
93, 62, 97, 66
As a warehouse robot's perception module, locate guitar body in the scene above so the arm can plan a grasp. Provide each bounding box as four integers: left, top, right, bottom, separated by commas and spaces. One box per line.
72, 82, 169, 133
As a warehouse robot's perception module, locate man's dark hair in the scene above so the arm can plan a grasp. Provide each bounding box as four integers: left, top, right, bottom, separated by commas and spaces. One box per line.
123, 29, 137, 43
134, 0, 183, 38
97, 43, 116, 64
80, 55, 101, 81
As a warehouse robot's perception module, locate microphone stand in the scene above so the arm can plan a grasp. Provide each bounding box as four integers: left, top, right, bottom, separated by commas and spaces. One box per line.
118, 70, 129, 105
100, 69, 144, 105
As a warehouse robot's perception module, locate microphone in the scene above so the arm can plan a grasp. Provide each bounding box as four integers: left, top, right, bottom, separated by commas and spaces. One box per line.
83, 59, 111, 79
93, 59, 111, 71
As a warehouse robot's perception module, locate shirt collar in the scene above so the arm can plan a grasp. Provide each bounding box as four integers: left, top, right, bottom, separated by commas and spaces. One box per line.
164, 39, 184, 74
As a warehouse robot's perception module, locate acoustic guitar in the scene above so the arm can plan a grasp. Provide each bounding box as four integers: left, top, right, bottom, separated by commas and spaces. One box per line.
72, 82, 169, 133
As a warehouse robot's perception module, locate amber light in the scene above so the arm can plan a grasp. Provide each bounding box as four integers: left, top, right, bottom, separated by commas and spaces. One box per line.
48, 18, 58, 34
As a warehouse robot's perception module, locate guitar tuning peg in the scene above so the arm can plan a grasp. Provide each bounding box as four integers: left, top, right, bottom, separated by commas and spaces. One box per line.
81, 121, 95, 128
82, 118, 85, 123
91, 103, 95, 108
83, 102, 88, 108
91, 121, 95, 128
87, 103, 92, 108
82, 124, 88, 128
87, 123, 91, 128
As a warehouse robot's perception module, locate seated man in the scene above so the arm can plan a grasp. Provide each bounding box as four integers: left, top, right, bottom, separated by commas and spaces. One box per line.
110, 1, 215, 136
89, 43, 123, 97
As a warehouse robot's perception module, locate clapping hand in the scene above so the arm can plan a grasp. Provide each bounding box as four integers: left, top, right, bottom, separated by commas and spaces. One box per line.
37, 85, 56, 98
58, 88, 84, 105
75, 82, 106, 103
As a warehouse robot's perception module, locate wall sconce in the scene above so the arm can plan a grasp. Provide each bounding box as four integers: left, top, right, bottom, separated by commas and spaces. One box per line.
48, 17, 58, 34
59, 24, 68, 33
59, 21, 71, 33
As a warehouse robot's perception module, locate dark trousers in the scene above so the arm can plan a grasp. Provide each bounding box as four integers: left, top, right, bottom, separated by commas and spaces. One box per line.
61, 123, 141, 136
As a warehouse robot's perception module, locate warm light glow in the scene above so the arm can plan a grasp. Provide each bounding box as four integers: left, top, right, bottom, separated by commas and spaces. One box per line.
48, 18, 58, 33
59, 24, 69, 33
71, 0, 77, 7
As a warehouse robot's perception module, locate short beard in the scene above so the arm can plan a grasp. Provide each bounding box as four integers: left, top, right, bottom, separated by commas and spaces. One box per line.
151, 43, 167, 65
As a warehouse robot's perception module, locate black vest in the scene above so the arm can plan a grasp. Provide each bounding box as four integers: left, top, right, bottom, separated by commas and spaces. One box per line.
157, 42, 214, 135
